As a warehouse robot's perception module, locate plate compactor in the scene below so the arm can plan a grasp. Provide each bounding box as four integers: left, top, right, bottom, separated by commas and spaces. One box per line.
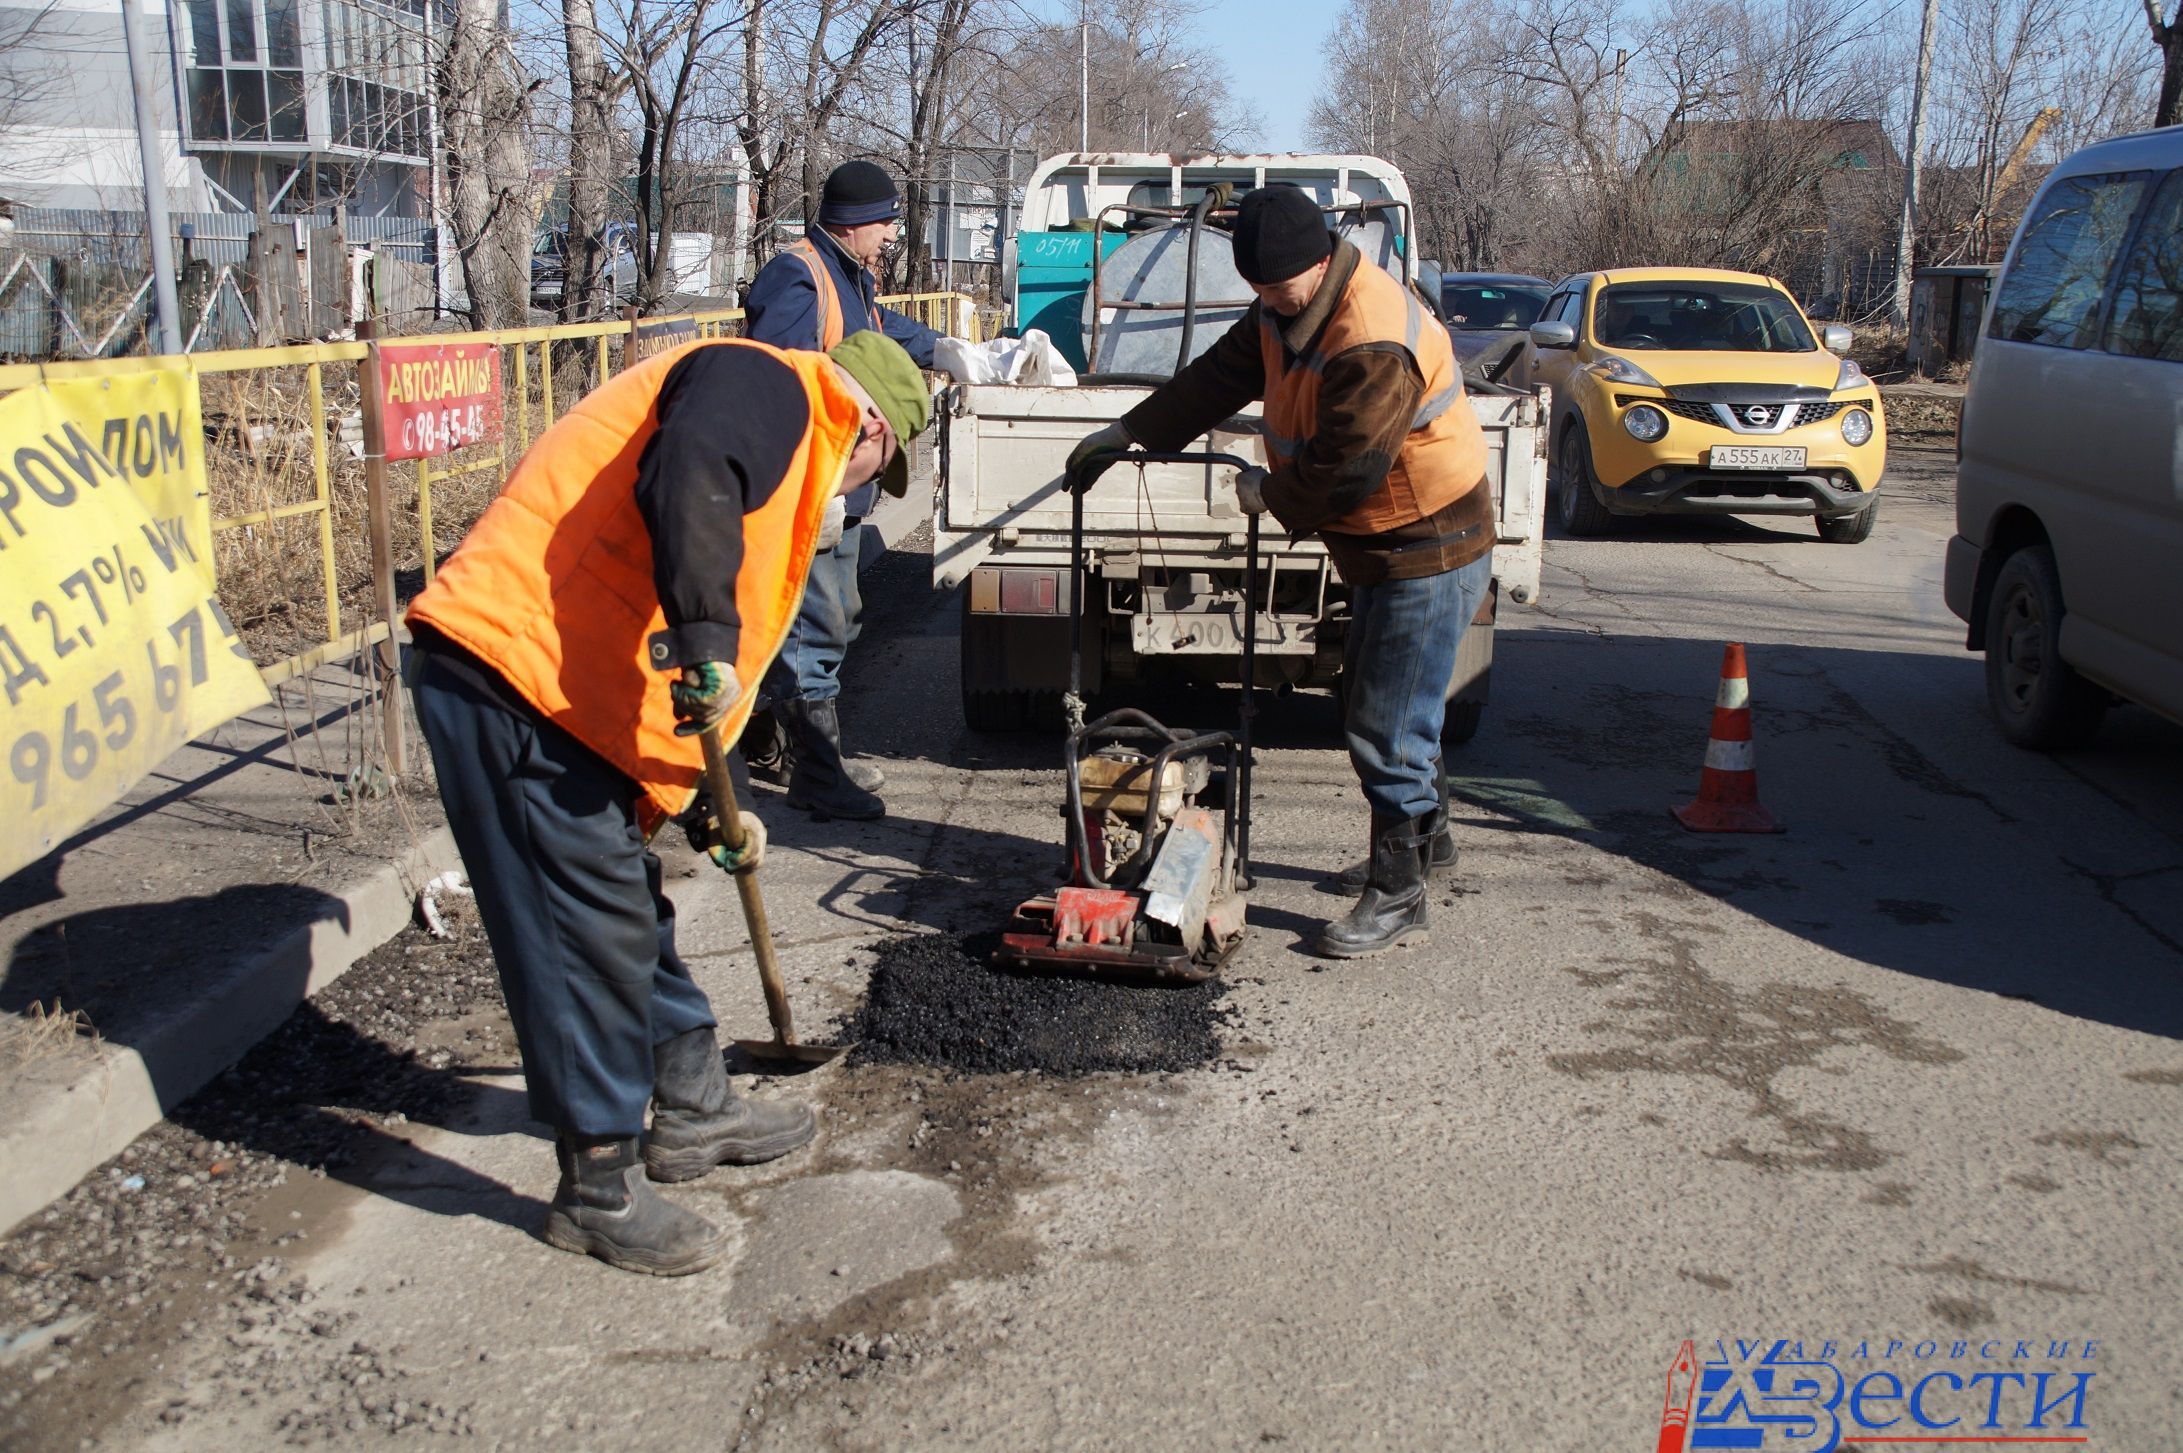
996, 451, 1262, 986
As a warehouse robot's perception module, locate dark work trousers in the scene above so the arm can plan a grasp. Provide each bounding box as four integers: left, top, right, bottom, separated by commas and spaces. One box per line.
411, 647, 718, 1139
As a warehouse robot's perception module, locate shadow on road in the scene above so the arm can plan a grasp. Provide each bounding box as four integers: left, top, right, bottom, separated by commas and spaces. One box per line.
2, 887, 543, 1235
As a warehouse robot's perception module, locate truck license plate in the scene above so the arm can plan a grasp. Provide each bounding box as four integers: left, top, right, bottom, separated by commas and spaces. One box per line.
1711, 445, 1806, 470
1131, 612, 1314, 656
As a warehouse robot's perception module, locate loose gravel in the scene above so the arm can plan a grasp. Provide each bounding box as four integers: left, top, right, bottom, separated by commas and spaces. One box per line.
845, 932, 1230, 1076
0, 898, 506, 1449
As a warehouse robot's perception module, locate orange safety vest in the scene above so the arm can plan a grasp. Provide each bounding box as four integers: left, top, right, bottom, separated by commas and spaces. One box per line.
784, 236, 885, 350
405, 339, 857, 835
1258, 255, 1488, 535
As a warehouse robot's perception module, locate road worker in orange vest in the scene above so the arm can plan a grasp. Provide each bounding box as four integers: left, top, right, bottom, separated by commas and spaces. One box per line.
405, 329, 930, 1276
739, 159, 942, 822
1067, 185, 1495, 959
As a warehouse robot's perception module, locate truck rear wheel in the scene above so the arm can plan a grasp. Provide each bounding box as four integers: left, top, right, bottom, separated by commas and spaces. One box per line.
960, 592, 1065, 732
1441, 700, 1485, 746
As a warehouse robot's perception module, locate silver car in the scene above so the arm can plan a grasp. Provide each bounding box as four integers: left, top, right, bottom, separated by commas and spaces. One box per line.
1945, 123, 2183, 748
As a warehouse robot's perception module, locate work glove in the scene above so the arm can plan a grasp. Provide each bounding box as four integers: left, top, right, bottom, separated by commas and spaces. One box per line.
816, 495, 848, 551
670, 660, 739, 737
1233, 466, 1271, 515
1065, 421, 1134, 492
706, 810, 767, 875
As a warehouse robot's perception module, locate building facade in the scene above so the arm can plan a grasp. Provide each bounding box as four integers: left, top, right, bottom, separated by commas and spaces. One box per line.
0, 0, 433, 217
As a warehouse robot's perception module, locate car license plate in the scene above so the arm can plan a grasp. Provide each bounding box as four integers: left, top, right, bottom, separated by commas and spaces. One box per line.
1711, 445, 1807, 470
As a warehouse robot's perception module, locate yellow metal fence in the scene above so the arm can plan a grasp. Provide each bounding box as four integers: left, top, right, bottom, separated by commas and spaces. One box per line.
0, 293, 979, 698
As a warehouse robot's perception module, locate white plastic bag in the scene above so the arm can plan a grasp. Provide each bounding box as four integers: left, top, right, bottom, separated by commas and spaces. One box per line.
931, 328, 1079, 387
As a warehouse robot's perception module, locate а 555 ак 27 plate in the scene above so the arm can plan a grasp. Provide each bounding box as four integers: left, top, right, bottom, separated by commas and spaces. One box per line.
1711, 445, 1807, 470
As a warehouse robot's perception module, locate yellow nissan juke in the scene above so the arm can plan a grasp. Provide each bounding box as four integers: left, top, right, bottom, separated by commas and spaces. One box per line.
1514, 267, 1887, 542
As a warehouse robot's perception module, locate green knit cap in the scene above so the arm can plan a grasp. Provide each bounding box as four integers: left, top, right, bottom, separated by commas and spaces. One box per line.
828, 330, 930, 497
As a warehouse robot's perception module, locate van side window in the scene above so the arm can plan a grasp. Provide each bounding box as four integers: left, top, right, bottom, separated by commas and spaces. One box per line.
1989, 172, 2149, 350
2103, 169, 2183, 363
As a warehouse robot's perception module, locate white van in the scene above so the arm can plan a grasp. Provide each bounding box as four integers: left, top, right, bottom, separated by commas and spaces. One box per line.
1945, 124, 2183, 747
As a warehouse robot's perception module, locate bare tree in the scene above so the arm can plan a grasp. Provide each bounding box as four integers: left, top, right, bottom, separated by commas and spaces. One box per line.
2147, 0, 2183, 125
561, 0, 628, 321
440, 0, 537, 327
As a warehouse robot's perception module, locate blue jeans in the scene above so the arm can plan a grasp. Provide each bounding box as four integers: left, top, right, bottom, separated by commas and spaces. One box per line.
1342, 552, 1493, 822
764, 520, 864, 703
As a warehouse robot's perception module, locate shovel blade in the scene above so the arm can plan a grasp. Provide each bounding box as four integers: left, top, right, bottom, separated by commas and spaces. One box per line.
730, 1037, 853, 1073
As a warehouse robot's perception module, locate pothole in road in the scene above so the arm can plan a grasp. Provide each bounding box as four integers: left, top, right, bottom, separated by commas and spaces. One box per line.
842, 931, 1233, 1076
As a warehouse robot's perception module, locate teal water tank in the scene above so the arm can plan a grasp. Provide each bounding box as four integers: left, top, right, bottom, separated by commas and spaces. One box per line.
1012, 231, 1125, 372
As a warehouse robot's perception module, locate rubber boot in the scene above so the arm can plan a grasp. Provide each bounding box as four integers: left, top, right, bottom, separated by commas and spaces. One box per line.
745, 704, 881, 792
644, 1026, 818, 1183
542, 1135, 730, 1277
1329, 772, 1456, 897
741, 704, 793, 787
779, 697, 885, 821
1314, 814, 1432, 958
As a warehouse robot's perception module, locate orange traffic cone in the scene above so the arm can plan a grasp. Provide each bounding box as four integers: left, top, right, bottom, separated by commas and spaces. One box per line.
1673, 643, 1783, 834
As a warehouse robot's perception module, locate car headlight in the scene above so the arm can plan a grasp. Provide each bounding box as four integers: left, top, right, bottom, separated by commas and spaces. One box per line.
1622, 404, 1668, 442
1840, 408, 1874, 446
1834, 357, 1865, 391
1587, 354, 1663, 388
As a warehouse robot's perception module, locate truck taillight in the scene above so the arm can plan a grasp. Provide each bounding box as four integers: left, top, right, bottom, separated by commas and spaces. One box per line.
969, 566, 1065, 615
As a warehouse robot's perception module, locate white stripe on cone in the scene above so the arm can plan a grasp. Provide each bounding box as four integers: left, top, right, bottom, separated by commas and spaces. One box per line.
1704, 738, 1755, 772
1715, 676, 1750, 709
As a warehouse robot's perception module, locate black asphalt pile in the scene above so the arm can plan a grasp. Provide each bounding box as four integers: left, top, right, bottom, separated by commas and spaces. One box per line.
845, 932, 1229, 1076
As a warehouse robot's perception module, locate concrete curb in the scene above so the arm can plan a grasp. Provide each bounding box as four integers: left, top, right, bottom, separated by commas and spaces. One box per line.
0, 826, 459, 1238
0, 481, 926, 1237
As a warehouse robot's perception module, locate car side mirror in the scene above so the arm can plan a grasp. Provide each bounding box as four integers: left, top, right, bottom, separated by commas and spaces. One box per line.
1528, 321, 1576, 350
1821, 324, 1854, 354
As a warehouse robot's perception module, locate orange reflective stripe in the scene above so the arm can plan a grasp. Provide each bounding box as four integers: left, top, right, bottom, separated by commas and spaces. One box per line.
788, 240, 847, 350
405, 339, 858, 834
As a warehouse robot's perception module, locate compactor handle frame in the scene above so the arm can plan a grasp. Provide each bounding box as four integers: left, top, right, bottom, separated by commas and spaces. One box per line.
1065, 448, 1261, 889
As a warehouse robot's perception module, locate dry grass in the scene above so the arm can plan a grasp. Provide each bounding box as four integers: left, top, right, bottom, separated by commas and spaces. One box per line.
203, 345, 622, 669
0, 1001, 101, 1072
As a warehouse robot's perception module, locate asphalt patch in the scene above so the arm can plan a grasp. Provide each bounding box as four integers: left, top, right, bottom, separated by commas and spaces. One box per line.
844, 932, 1230, 1076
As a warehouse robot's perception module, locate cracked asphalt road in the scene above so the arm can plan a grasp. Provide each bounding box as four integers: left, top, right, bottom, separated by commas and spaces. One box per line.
6, 443, 2180, 1451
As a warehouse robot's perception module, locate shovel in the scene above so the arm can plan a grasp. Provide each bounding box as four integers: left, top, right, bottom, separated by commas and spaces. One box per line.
698, 723, 853, 1071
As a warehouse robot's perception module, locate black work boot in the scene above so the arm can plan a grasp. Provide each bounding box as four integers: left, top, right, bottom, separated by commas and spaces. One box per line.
1315, 815, 1432, 958
644, 1026, 818, 1183
741, 704, 793, 787
542, 1135, 730, 1276
1329, 773, 1457, 897
778, 697, 885, 821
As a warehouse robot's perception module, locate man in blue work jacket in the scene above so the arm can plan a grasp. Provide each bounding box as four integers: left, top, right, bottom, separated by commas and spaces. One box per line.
741, 159, 940, 820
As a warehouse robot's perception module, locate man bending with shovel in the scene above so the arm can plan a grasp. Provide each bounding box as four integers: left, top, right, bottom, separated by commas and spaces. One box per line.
405, 330, 929, 1275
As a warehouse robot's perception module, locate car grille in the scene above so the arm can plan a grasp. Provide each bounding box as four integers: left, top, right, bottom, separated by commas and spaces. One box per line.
1613, 396, 1876, 431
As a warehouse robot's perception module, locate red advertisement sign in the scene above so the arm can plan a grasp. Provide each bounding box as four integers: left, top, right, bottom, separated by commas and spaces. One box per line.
378, 342, 502, 461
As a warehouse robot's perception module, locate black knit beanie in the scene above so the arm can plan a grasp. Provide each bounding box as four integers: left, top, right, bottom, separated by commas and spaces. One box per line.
819, 160, 900, 228
1231, 185, 1333, 285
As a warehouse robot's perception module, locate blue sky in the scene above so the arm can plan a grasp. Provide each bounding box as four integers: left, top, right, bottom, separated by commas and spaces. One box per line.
1188, 0, 1336, 151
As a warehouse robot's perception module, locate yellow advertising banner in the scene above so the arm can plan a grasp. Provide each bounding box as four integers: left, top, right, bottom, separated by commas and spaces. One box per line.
0, 368, 270, 879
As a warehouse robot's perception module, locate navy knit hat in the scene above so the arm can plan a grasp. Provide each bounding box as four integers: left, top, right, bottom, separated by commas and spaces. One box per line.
1232, 185, 1333, 285
819, 160, 901, 228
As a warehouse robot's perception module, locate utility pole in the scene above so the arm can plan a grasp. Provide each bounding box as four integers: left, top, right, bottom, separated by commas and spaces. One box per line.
120, 0, 183, 354
1893, 0, 1940, 332
1610, 49, 1628, 167
1079, 0, 1090, 152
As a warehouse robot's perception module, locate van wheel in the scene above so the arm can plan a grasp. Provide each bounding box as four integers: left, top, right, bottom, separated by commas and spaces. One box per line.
1983, 544, 2106, 749
1817, 499, 1878, 543
1555, 421, 1615, 537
